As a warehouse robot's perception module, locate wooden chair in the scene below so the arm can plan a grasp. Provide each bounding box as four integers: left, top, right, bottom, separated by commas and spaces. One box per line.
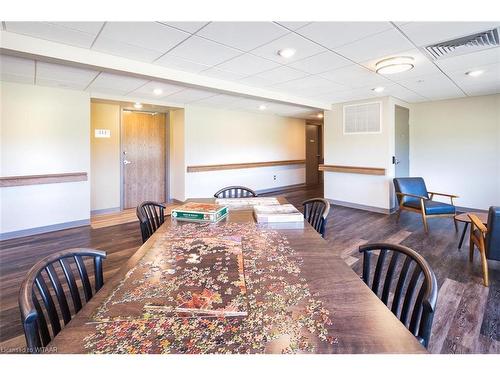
468, 207, 500, 287
136, 201, 166, 243
393, 177, 459, 233
359, 243, 438, 348
19, 248, 106, 352
214, 186, 258, 198
302, 198, 330, 238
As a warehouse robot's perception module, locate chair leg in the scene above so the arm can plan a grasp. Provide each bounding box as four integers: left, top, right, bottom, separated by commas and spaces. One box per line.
479, 248, 489, 287
396, 209, 401, 222
453, 217, 458, 232
469, 237, 474, 263
421, 213, 429, 233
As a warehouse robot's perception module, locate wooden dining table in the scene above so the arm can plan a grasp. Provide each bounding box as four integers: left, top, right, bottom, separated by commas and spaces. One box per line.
49, 197, 426, 354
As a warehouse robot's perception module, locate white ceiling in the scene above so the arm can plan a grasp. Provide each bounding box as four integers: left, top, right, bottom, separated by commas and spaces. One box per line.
1, 21, 500, 116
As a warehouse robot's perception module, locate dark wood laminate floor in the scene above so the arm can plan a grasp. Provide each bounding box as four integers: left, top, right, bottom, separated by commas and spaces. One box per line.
0, 184, 498, 353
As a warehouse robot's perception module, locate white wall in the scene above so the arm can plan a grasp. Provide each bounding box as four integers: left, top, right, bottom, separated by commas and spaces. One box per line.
0, 82, 90, 235
410, 94, 500, 210
90, 101, 121, 211
182, 105, 306, 198
324, 97, 407, 211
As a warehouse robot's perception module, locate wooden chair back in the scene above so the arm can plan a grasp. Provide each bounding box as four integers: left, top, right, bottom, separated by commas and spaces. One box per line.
302, 198, 330, 237
19, 248, 106, 352
359, 243, 438, 348
214, 186, 258, 198
136, 201, 166, 243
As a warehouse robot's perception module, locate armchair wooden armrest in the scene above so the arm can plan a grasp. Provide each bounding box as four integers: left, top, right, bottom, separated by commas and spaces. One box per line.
468, 214, 488, 233
428, 191, 459, 205
396, 192, 428, 200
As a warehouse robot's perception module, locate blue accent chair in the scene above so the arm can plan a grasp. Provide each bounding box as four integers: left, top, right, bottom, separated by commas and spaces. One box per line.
393, 177, 459, 233
468, 207, 500, 286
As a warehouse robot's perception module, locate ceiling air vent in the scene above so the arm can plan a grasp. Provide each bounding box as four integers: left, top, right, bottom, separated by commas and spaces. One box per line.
424, 27, 500, 60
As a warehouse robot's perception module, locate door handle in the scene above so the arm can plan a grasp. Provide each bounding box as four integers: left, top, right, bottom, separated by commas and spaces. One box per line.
123, 159, 131, 165
392, 156, 400, 165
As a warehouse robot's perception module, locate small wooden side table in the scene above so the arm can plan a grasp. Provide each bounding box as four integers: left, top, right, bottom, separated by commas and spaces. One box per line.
454, 212, 488, 249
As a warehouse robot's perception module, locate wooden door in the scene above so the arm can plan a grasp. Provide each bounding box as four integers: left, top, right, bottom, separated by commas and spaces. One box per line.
122, 111, 166, 209
306, 124, 320, 185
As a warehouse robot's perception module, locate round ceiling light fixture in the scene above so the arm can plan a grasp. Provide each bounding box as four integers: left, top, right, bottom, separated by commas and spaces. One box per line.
372, 86, 385, 93
153, 88, 163, 95
376, 56, 414, 75
317, 113, 324, 119
258, 104, 267, 110
277, 48, 296, 59
133, 102, 143, 109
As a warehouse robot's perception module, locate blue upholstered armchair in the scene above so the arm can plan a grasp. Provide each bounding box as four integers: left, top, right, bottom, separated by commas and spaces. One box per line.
468, 207, 500, 286
393, 177, 459, 233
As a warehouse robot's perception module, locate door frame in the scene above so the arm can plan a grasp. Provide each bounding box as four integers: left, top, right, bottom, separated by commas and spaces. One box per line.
119, 108, 170, 209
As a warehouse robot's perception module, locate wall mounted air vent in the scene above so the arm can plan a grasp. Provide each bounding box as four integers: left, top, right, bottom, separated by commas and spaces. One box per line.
343, 102, 382, 134
424, 28, 499, 60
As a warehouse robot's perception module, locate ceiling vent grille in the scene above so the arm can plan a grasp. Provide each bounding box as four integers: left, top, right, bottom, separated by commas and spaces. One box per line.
424, 28, 499, 60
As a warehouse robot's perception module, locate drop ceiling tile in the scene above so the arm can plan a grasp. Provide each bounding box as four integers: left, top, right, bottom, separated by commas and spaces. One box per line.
198, 68, 246, 81
294, 22, 393, 49
167, 36, 242, 66
53, 22, 104, 35
271, 75, 345, 95
93, 22, 189, 61
165, 88, 217, 103
287, 51, 351, 74
36, 62, 99, 90
254, 66, 309, 85
128, 81, 185, 98
160, 22, 209, 33
196, 22, 289, 51
154, 54, 211, 73
461, 81, 500, 96
274, 22, 311, 30
238, 75, 274, 87
319, 64, 390, 89
397, 73, 465, 99
216, 54, 280, 76
5, 21, 99, 48
382, 84, 427, 102
0, 55, 35, 84
398, 22, 500, 47
92, 36, 163, 62
361, 49, 441, 81
449, 62, 500, 96
251, 33, 326, 63
87, 72, 149, 95
334, 28, 414, 63
436, 47, 500, 72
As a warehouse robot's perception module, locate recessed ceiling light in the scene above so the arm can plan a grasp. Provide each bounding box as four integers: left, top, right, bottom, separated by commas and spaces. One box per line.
372, 87, 385, 93
466, 70, 484, 77
277, 48, 296, 59
153, 88, 163, 95
376, 56, 414, 75
317, 113, 324, 119
133, 102, 143, 109
259, 104, 267, 110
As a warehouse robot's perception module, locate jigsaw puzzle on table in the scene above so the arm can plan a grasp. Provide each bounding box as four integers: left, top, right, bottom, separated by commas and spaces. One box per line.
92, 236, 247, 320
84, 223, 336, 354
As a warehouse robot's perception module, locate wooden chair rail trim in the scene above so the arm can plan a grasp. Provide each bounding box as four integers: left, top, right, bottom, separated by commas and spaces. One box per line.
318, 164, 386, 176
187, 160, 306, 173
0, 172, 88, 187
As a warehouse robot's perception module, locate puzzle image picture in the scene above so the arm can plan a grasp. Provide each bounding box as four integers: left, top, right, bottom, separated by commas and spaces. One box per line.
92, 236, 247, 321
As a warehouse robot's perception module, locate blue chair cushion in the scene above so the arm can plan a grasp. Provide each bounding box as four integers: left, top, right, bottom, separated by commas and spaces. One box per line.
393, 178, 429, 204
404, 199, 456, 215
